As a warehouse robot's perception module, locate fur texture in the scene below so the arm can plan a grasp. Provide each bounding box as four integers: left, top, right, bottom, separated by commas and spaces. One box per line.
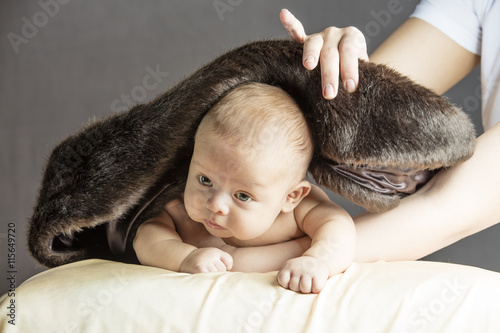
28, 40, 475, 267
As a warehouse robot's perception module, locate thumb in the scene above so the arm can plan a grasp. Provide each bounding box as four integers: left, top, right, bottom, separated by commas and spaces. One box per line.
280, 9, 306, 43
220, 251, 234, 271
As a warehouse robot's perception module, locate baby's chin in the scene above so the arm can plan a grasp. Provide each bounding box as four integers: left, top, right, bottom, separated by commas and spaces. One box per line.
221, 236, 243, 247
222, 236, 262, 248
206, 227, 233, 239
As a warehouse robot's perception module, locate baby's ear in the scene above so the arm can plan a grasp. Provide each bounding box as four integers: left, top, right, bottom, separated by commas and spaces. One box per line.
282, 180, 312, 213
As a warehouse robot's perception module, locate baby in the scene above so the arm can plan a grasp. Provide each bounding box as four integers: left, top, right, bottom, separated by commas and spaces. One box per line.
133, 83, 356, 293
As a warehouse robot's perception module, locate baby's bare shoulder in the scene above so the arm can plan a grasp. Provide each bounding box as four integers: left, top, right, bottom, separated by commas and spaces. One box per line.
294, 185, 348, 228
165, 198, 183, 209
163, 198, 190, 226
296, 185, 330, 211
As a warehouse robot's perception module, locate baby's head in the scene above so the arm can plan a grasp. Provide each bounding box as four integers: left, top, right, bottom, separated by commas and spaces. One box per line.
184, 83, 314, 240
199, 83, 313, 180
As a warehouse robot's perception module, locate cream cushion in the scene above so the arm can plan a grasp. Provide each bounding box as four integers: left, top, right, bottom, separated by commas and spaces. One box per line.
2, 259, 500, 332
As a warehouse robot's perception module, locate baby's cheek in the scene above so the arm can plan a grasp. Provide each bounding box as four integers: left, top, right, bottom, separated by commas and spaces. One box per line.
231, 216, 265, 240
184, 189, 204, 217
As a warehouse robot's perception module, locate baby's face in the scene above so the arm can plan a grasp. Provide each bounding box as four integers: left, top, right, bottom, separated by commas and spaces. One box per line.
184, 130, 292, 240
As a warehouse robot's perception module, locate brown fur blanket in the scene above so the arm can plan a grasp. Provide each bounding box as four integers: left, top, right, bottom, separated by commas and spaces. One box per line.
28, 40, 475, 268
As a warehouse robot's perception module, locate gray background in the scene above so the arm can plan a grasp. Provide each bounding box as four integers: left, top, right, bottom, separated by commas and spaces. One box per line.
1, 0, 498, 295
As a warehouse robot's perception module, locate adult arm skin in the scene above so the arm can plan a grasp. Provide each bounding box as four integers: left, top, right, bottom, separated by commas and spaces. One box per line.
369, 18, 480, 94
355, 121, 500, 262
354, 18, 500, 263
283, 13, 500, 263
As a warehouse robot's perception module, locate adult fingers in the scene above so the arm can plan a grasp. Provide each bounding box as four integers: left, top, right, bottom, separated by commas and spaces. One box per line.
338, 26, 369, 93
318, 27, 343, 99
301, 33, 323, 70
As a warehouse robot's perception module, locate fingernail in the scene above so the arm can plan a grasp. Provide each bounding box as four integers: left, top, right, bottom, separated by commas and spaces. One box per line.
345, 79, 356, 93
324, 84, 335, 99
304, 56, 315, 67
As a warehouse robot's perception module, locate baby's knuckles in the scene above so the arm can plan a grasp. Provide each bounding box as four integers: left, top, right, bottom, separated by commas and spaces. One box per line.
278, 256, 329, 293
180, 247, 231, 273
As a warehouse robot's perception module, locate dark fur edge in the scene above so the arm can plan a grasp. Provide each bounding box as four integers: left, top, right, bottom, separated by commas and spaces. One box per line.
310, 159, 402, 213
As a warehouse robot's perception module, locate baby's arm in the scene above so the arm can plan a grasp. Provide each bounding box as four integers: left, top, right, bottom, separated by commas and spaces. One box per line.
133, 208, 233, 273
277, 186, 356, 293
223, 236, 311, 273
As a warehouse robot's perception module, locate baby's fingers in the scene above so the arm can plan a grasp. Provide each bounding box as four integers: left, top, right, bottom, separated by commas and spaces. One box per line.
277, 257, 329, 293
181, 248, 233, 273
205, 261, 227, 272
277, 269, 291, 289
205, 251, 233, 272
292, 275, 313, 294
277, 271, 316, 294
220, 251, 233, 271
311, 274, 328, 294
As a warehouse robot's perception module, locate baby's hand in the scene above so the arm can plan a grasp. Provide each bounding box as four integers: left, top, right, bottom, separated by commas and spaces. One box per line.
180, 247, 233, 273
277, 256, 329, 294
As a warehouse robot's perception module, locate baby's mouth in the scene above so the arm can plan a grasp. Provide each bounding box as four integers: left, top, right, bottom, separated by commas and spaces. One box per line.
204, 219, 225, 230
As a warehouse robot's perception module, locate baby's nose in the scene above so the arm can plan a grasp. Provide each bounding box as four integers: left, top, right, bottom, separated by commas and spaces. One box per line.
206, 193, 229, 215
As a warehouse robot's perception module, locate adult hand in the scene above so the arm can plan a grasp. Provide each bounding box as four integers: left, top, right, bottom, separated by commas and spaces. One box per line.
280, 9, 369, 99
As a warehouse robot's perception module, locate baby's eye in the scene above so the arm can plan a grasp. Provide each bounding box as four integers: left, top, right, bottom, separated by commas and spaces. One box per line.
235, 192, 252, 202
198, 175, 212, 186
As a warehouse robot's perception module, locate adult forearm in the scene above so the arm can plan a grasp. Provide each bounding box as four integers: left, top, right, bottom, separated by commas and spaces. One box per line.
354, 123, 500, 263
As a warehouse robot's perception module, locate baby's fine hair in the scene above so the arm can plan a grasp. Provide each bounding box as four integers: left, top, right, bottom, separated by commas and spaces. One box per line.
197, 83, 313, 176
